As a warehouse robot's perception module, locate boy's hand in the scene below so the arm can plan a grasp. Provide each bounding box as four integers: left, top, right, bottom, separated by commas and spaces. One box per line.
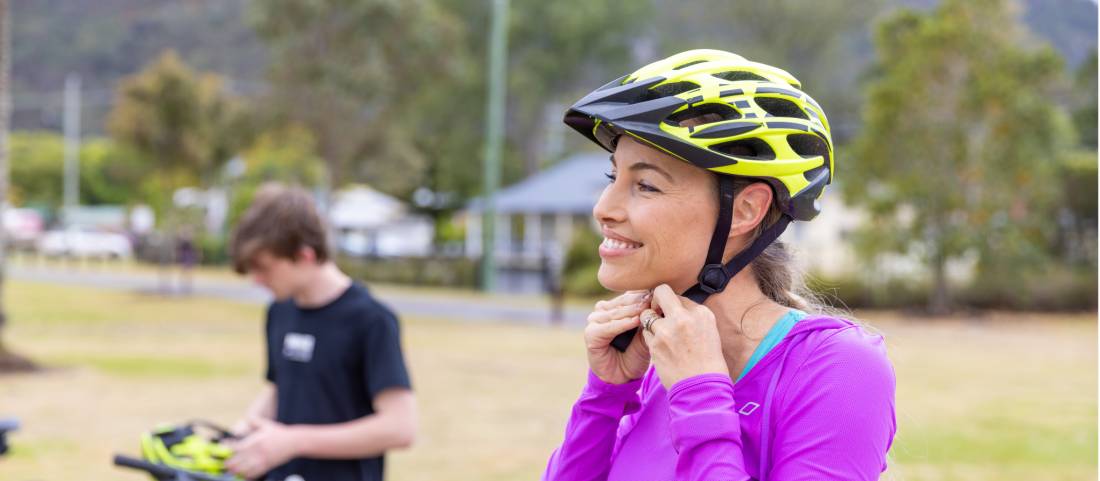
225, 417, 299, 479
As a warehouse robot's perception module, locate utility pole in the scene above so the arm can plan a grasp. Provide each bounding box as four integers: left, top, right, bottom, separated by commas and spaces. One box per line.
480, 0, 508, 291
62, 73, 80, 225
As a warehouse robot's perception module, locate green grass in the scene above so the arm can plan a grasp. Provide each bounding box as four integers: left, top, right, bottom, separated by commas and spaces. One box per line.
0, 280, 1095, 481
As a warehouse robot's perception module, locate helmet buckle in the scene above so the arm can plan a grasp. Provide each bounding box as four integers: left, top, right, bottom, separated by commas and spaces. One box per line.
697, 264, 729, 294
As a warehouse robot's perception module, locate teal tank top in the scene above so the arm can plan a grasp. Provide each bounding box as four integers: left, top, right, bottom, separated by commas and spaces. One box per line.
736, 309, 807, 382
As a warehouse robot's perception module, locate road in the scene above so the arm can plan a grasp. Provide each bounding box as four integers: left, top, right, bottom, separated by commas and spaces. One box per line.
8, 265, 591, 326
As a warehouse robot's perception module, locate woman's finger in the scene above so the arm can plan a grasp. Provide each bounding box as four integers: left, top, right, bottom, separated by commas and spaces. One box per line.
602, 290, 649, 310
651, 284, 688, 318
586, 315, 641, 345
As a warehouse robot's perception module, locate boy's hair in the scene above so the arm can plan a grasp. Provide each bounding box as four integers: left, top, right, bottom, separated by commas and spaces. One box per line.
230, 183, 330, 274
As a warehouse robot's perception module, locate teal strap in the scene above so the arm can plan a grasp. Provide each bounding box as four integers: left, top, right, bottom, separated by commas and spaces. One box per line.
736, 309, 807, 382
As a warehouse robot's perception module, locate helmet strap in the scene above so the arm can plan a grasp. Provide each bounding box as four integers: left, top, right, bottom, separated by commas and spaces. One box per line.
682, 176, 792, 304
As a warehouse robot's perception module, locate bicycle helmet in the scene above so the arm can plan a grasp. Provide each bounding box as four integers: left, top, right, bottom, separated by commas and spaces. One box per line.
140, 421, 238, 478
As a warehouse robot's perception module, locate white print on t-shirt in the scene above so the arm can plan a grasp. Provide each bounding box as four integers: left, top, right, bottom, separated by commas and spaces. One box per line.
282, 333, 315, 363
284, 475, 305, 481
738, 401, 760, 415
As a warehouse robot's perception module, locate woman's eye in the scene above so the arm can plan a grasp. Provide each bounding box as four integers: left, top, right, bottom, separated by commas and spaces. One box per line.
605, 172, 617, 183
638, 181, 662, 193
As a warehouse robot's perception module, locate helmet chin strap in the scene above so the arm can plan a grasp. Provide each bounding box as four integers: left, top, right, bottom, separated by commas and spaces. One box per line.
681, 176, 792, 305
607, 176, 792, 352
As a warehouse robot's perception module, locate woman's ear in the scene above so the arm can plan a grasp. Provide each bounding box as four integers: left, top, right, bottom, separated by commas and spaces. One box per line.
728, 182, 774, 238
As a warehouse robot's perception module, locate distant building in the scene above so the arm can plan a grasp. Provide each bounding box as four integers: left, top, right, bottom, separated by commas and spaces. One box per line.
329, 185, 433, 257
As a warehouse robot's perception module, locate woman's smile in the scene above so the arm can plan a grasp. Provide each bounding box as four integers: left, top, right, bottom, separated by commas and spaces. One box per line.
599, 226, 644, 258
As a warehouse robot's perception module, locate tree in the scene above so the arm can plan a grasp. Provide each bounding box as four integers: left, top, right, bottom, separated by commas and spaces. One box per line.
8, 133, 152, 211
1072, 49, 1097, 149
845, 0, 1074, 313
107, 49, 246, 215
249, 0, 465, 197
227, 124, 327, 228
9, 131, 63, 209
250, 0, 650, 248
500, 1, 650, 174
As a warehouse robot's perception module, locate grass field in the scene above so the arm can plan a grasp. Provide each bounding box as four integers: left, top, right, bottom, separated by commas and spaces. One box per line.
0, 280, 1095, 481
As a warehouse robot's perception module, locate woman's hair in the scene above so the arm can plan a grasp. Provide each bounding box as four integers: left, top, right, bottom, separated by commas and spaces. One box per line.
680, 114, 847, 318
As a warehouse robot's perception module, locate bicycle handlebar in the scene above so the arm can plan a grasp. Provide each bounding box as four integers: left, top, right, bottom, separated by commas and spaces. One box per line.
113, 454, 239, 481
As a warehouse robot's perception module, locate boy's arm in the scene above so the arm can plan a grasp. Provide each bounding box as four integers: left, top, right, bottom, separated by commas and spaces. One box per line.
291, 387, 416, 458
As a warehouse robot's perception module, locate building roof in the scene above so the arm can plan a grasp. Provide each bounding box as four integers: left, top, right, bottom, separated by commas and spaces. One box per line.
329, 185, 406, 229
467, 152, 609, 215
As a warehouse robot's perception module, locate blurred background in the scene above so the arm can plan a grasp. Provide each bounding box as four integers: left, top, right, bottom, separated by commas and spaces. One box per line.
0, 0, 1096, 480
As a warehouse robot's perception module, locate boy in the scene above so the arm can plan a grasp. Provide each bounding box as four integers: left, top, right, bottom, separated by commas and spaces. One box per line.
226, 184, 415, 481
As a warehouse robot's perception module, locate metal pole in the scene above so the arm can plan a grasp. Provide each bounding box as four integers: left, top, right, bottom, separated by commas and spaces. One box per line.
62, 73, 80, 225
480, 0, 508, 291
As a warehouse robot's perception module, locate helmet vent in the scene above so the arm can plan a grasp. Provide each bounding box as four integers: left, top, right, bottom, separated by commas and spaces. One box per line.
787, 133, 828, 158
756, 97, 808, 120
646, 81, 699, 100
713, 70, 769, 82
711, 138, 776, 160
674, 60, 707, 70
665, 103, 741, 126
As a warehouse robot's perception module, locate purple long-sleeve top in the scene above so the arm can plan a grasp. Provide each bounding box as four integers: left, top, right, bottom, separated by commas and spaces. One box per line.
543, 316, 896, 481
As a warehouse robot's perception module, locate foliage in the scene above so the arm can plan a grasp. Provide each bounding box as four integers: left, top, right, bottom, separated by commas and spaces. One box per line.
338, 256, 479, 288
226, 124, 327, 229
562, 225, 607, 297
249, 0, 466, 197
1071, 49, 1097, 149
107, 50, 248, 215
9, 131, 63, 209
9, 132, 148, 211
78, 138, 151, 206
845, 0, 1075, 312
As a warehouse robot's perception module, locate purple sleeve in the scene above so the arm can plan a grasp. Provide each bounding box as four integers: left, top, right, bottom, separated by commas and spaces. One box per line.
666, 374, 753, 481
665, 333, 896, 481
767, 334, 896, 480
543, 370, 642, 481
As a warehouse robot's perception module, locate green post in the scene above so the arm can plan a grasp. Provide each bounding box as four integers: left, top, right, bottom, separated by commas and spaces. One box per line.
480, 0, 509, 291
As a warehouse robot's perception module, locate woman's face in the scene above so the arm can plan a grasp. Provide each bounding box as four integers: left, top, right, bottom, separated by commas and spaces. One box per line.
593, 136, 718, 293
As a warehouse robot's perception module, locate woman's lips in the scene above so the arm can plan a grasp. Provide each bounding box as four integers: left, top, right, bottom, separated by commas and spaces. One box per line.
598, 235, 643, 258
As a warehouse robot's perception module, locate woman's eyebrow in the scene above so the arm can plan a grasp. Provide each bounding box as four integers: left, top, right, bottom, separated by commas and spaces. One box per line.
629, 161, 674, 182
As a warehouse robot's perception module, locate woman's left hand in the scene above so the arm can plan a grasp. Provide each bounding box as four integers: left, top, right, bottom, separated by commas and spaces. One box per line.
642, 284, 730, 389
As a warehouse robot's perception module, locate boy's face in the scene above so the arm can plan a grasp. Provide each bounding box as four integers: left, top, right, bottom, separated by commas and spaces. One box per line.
247, 249, 312, 300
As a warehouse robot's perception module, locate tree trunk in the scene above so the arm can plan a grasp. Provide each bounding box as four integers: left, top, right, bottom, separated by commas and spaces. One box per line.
929, 244, 951, 316
0, 0, 35, 373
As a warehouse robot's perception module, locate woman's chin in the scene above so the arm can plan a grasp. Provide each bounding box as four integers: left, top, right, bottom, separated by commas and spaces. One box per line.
597, 264, 651, 292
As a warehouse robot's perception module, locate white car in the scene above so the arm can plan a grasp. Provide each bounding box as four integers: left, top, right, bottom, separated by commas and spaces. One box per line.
36, 228, 133, 259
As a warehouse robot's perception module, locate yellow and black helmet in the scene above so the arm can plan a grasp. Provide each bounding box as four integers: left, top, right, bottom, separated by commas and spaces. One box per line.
140, 421, 238, 479
564, 49, 833, 222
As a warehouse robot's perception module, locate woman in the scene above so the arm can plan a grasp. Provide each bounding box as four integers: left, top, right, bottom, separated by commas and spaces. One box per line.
543, 50, 896, 481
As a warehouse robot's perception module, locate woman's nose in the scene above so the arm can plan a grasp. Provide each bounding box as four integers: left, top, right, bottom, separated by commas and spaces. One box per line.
593, 182, 627, 225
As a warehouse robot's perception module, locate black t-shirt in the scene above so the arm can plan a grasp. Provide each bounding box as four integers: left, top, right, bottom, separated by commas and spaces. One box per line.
264, 282, 412, 481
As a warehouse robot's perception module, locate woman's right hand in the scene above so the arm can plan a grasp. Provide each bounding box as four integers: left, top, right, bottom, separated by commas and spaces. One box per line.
584, 290, 652, 384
